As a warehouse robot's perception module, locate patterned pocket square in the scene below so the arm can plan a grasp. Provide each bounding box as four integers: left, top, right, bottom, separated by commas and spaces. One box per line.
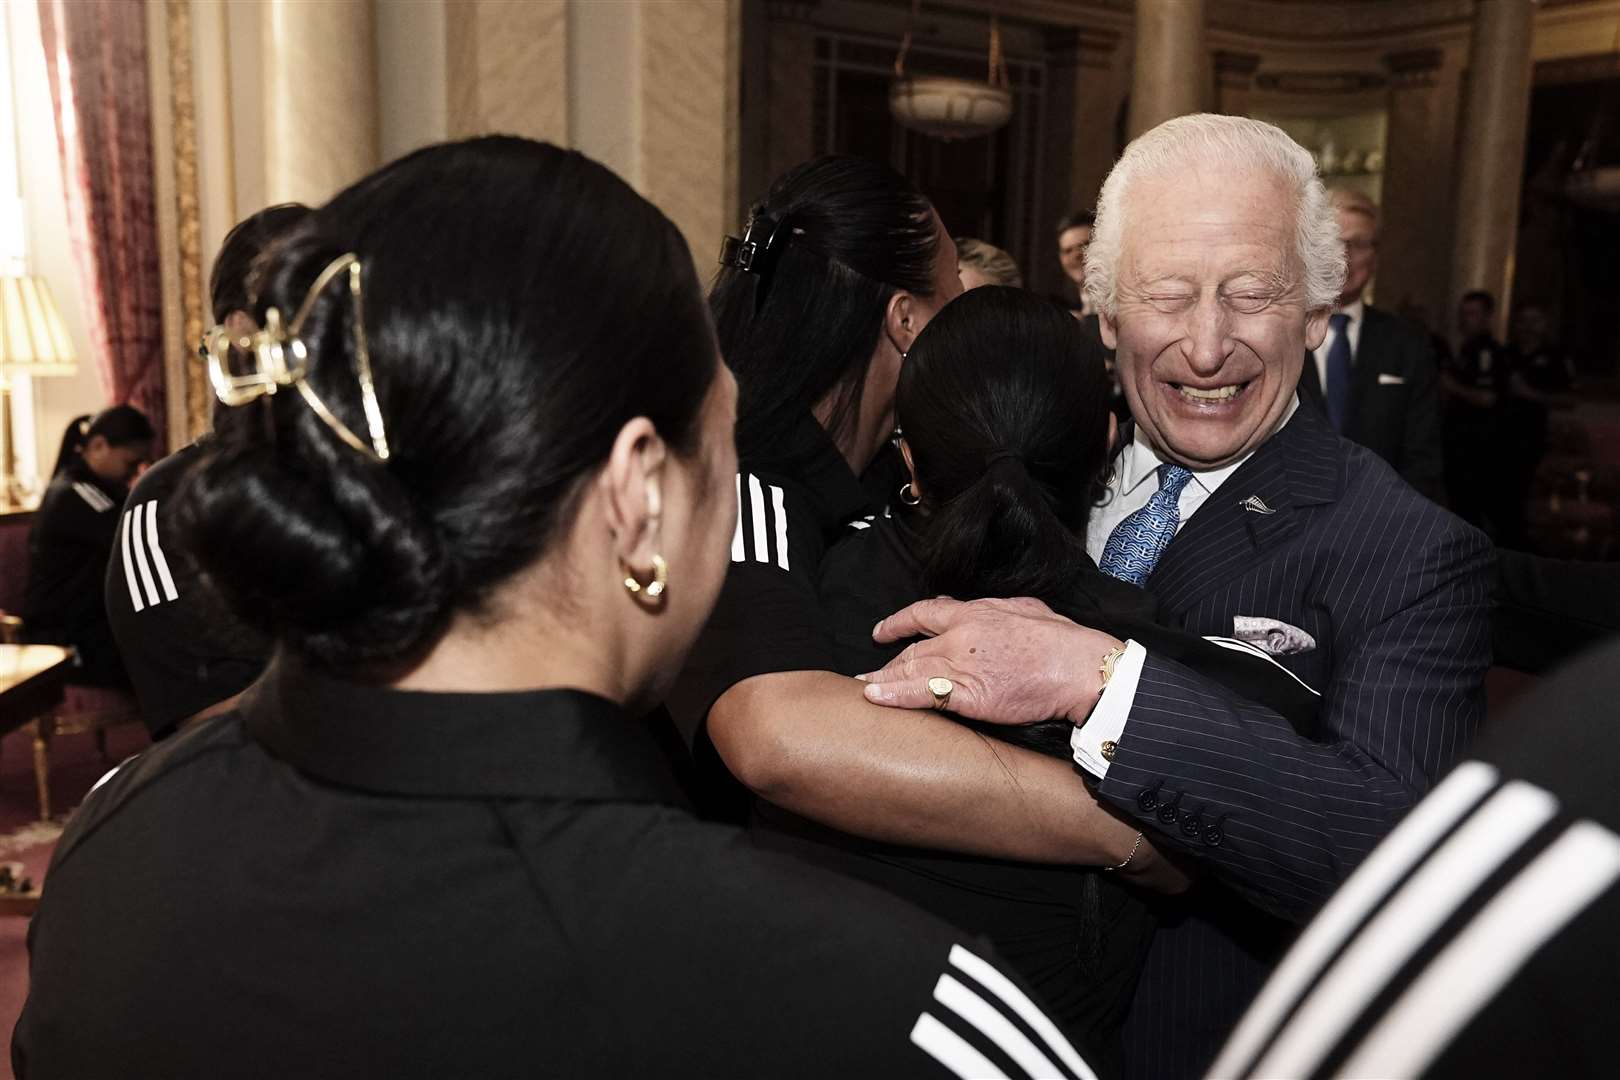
1377, 373, 1408, 386
1232, 616, 1317, 655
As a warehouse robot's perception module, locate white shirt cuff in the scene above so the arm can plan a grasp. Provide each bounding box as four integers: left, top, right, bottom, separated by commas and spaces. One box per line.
1071, 640, 1146, 779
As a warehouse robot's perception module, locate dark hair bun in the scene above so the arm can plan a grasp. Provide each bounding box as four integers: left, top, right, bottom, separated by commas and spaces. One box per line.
175, 137, 716, 671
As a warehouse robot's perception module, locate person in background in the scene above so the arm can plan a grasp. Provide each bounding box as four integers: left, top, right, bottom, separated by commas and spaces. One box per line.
955, 236, 1023, 290
16, 137, 1090, 1080
1056, 210, 1095, 316
1441, 289, 1519, 543
1298, 189, 1444, 499
857, 114, 1493, 1079
22, 405, 154, 687
1502, 300, 1576, 551
104, 202, 311, 739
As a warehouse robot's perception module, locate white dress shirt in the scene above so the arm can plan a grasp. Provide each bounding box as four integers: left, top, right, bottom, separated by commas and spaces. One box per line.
1309, 297, 1364, 391
1072, 397, 1300, 779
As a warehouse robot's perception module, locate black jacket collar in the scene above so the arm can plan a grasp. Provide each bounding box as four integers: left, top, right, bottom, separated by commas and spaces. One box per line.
245, 658, 684, 805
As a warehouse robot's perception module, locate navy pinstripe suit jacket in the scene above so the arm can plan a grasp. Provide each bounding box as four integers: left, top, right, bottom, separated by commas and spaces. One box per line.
1106, 404, 1494, 1080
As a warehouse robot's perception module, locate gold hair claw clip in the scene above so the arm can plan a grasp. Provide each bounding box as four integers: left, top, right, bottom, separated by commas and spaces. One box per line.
200, 253, 391, 463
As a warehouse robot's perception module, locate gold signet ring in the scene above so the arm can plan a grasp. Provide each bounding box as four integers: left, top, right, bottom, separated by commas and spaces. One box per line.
927, 676, 954, 711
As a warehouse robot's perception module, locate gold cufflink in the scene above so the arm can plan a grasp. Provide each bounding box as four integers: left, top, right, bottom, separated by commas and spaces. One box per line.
1101, 740, 1118, 762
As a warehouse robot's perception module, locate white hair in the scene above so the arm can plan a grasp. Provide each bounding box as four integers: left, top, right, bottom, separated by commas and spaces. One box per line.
1083, 114, 1346, 319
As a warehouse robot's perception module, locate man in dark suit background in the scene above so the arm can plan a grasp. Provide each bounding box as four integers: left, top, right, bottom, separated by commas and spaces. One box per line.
859, 114, 1493, 1079
1298, 188, 1444, 498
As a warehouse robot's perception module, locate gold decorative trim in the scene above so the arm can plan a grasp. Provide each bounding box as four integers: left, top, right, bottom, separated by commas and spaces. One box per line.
167, 0, 207, 442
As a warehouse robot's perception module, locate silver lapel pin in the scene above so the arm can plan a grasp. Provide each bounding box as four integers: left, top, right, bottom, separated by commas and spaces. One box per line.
1240, 495, 1277, 515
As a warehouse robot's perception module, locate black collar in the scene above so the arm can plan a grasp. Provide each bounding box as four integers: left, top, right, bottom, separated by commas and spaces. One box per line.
244, 659, 684, 805
750, 410, 873, 537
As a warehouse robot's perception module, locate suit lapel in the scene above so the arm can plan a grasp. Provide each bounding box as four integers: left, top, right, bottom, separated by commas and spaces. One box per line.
1147, 405, 1343, 615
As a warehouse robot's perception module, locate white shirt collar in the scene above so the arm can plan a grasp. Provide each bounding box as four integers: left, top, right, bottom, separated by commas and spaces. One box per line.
1116, 395, 1300, 499
1336, 297, 1365, 326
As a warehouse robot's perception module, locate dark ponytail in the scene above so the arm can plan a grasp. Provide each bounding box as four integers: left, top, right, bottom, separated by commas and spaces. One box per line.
898, 287, 1112, 603
711, 155, 938, 466
175, 137, 716, 672
50, 405, 155, 478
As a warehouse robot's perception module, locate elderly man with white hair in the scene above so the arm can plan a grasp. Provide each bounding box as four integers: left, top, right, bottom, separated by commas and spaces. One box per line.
860, 114, 1494, 1078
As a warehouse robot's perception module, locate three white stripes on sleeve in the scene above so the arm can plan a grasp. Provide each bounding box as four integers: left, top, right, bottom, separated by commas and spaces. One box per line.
120, 500, 179, 612
731, 473, 790, 571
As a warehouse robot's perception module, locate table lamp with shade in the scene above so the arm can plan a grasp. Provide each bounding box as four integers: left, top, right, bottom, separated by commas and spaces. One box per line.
0, 274, 77, 509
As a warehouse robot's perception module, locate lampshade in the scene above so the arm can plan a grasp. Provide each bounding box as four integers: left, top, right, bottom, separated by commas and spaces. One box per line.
0, 274, 77, 376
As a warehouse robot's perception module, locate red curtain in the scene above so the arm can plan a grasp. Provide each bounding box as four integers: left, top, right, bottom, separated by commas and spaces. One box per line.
38, 0, 167, 451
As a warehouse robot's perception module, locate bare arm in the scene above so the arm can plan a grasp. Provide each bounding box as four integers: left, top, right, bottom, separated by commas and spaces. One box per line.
707, 669, 1189, 893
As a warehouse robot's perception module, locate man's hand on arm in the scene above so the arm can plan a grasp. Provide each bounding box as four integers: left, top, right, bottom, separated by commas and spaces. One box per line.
856, 597, 1125, 727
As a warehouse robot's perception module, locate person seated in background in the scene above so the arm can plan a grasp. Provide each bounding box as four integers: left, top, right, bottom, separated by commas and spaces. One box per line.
22, 405, 154, 687
955, 236, 1023, 290
15, 137, 1091, 1080
800, 287, 1319, 1072
103, 202, 310, 740
1298, 188, 1443, 499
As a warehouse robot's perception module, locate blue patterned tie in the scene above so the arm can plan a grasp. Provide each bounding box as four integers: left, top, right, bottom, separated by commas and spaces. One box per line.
1099, 464, 1195, 586
1324, 312, 1353, 431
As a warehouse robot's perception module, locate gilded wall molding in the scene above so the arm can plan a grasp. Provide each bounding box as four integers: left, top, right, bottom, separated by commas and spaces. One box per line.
162, 0, 207, 444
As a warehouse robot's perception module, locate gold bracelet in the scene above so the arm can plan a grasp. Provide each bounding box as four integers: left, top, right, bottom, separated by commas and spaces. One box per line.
1099, 644, 1126, 689
1105, 832, 1143, 872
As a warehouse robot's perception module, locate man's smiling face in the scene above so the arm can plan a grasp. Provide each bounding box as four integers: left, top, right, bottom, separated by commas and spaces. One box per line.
1101, 164, 1329, 470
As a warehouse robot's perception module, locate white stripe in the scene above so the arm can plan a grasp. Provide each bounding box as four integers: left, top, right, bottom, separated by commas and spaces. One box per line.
730, 474, 745, 562
849, 520, 872, 531
934, 974, 1065, 1079
770, 484, 789, 571
119, 508, 145, 612
1201, 636, 1322, 696
129, 502, 163, 608
748, 474, 769, 566
143, 499, 179, 602
1333, 819, 1620, 1080
910, 1012, 1011, 1080
949, 946, 1096, 1080
73, 481, 111, 512
1211, 761, 1500, 1077
1250, 779, 1558, 1079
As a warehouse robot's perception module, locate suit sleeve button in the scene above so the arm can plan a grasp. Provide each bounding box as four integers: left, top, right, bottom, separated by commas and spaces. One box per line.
1137, 785, 1160, 813
1157, 793, 1182, 826
1203, 823, 1224, 847
1180, 809, 1204, 839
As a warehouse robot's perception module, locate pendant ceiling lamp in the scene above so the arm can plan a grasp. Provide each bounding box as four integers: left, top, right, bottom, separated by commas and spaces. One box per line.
889, 1, 1013, 142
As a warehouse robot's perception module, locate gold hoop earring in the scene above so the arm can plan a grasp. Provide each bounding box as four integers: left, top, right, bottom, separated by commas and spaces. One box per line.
622, 554, 669, 599
899, 482, 921, 507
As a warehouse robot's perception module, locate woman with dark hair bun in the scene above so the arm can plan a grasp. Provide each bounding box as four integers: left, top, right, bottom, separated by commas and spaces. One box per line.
799, 287, 1321, 1069
23, 404, 154, 686
16, 139, 1090, 1080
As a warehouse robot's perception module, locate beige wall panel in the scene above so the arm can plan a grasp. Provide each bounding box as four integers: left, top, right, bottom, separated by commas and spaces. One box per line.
1379, 53, 1461, 323
640, 0, 738, 270
764, 13, 815, 193
1533, 1, 1620, 62
262, 0, 380, 207
379, 0, 449, 162
447, 0, 569, 145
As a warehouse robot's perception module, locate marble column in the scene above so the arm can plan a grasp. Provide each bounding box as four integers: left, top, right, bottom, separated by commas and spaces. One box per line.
1127, 0, 1207, 139
1449, 0, 1534, 330
446, 0, 569, 145
1380, 47, 1459, 323
262, 0, 379, 207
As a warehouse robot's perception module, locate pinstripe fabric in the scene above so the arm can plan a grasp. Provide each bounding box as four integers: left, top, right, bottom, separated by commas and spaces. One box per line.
1109, 406, 1494, 1080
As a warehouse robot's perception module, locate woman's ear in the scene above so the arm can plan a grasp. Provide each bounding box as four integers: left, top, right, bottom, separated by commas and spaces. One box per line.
885, 290, 917, 356
898, 436, 921, 499
600, 417, 667, 576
